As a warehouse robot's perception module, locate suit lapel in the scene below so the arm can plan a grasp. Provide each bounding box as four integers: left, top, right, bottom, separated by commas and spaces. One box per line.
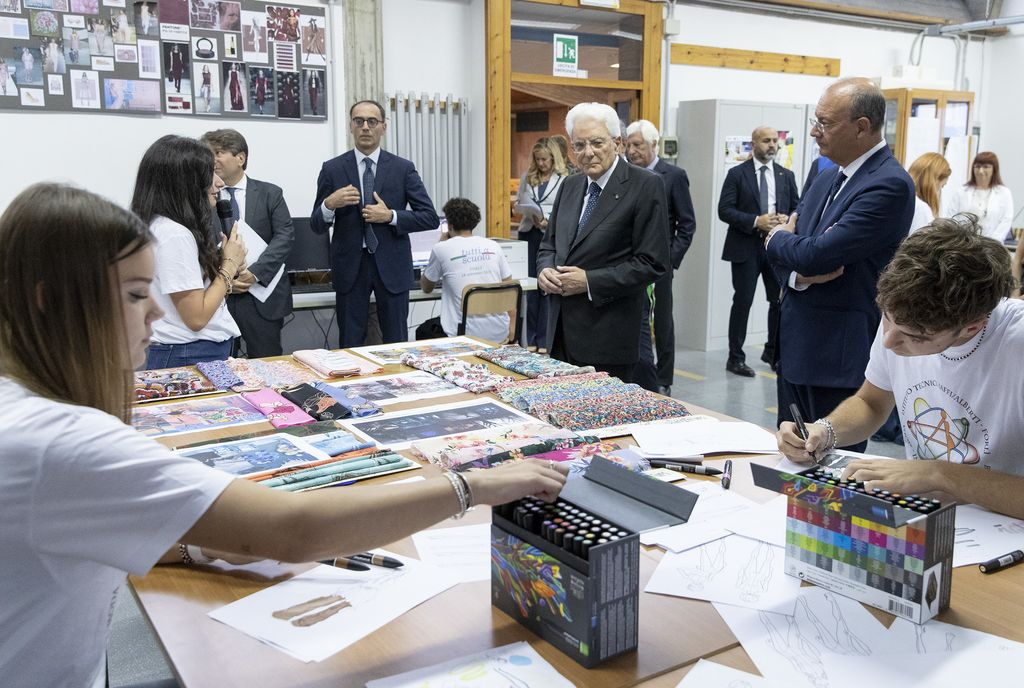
557, 175, 586, 256
243, 179, 261, 229
571, 161, 628, 251
372, 150, 389, 201
742, 160, 759, 204
816, 147, 890, 231
774, 167, 788, 212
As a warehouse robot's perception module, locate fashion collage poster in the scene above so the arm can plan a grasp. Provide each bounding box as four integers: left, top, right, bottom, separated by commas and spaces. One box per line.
0, 0, 327, 118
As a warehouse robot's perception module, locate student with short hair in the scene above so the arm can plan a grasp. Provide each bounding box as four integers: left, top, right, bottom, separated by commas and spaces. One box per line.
776, 217, 1024, 518
420, 198, 515, 344
0, 183, 567, 687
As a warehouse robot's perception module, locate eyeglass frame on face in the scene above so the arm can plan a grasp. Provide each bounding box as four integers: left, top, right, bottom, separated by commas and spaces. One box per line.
571, 137, 613, 153
808, 117, 841, 134
351, 116, 382, 128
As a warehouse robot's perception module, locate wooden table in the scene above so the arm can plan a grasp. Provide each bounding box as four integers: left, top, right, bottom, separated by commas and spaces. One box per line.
130, 357, 1024, 687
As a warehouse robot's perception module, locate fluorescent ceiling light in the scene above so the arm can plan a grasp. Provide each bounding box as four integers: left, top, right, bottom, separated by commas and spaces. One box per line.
609, 29, 642, 41
511, 19, 581, 30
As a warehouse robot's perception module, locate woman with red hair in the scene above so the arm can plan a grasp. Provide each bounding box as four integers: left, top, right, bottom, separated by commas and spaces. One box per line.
945, 151, 1014, 241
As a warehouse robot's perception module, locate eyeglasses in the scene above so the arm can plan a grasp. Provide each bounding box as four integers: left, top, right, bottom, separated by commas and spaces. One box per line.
351, 117, 382, 128
571, 138, 612, 153
808, 117, 836, 133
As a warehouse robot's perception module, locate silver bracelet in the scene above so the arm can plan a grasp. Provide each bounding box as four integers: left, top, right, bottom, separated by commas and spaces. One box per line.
813, 418, 838, 452
453, 471, 475, 509
443, 471, 469, 519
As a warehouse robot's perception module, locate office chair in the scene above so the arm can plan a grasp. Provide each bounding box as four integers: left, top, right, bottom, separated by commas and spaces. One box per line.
458, 282, 522, 344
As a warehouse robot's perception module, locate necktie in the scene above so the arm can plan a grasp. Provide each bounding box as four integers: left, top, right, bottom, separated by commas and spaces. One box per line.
226, 187, 240, 223
758, 165, 769, 215
362, 158, 379, 253
575, 181, 602, 239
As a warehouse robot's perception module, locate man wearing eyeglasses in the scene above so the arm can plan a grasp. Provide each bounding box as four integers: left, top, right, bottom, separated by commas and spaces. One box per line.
310, 99, 439, 346
537, 102, 670, 382
764, 77, 914, 451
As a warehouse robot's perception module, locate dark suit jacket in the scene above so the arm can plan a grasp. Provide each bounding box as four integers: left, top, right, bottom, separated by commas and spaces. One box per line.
232, 176, 293, 320
766, 145, 915, 388
310, 149, 438, 295
652, 159, 697, 269
537, 160, 669, 365
719, 158, 800, 263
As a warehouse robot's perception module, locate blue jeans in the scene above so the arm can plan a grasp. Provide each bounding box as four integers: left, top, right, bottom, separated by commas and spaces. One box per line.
144, 339, 232, 370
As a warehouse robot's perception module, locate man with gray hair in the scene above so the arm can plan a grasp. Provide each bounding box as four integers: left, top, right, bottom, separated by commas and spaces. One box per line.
765, 77, 915, 449
625, 118, 696, 395
537, 102, 670, 382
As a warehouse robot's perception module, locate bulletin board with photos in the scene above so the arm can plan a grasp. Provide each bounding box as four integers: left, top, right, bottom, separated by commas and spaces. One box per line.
0, 0, 328, 120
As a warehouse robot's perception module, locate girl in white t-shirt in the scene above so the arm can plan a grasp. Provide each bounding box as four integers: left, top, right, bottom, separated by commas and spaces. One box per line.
906, 152, 951, 234
132, 135, 251, 368
0, 184, 567, 688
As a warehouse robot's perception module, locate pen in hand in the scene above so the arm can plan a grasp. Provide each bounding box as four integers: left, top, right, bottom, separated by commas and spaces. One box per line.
789, 403, 820, 464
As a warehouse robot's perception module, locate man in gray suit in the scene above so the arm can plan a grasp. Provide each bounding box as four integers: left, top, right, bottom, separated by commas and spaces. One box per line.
538, 102, 670, 382
202, 129, 294, 358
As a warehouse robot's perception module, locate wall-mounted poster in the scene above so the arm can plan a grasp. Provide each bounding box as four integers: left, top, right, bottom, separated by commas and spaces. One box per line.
69, 0, 98, 13
299, 13, 322, 66
222, 30, 237, 59
247, 63, 270, 115
85, 15, 112, 55
0, 59, 18, 96
10, 42, 42, 84
191, 33, 216, 60
41, 36, 66, 73
28, 9, 59, 37
62, 26, 90, 65
1, 0, 23, 13
265, 4, 297, 41
190, 0, 240, 32
108, 5, 133, 42
132, 0, 156, 36
192, 60, 219, 113
45, 71, 60, 92
25, 0, 67, 10
113, 41, 136, 62
220, 59, 244, 112
69, 67, 98, 107
163, 40, 191, 112
240, 8, 264, 62
103, 76, 159, 110
136, 37, 157, 77
274, 67, 296, 119
301, 66, 322, 118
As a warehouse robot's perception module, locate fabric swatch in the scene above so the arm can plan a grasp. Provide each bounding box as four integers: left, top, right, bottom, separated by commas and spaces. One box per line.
134, 366, 215, 402
400, 353, 514, 393
292, 349, 383, 378
476, 345, 596, 378
312, 381, 382, 417
279, 383, 351, 421
241, 388, 316, 428
195, 360, 248, 391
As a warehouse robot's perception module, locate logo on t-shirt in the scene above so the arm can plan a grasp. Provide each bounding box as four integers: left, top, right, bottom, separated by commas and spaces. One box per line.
450, 248, 496, 264
901, 384, 986, 464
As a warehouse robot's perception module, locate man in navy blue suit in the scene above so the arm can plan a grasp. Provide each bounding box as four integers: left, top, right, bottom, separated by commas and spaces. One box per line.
310, 99, 439, 346
719, 126, 800, 377
765, 77, 914, 452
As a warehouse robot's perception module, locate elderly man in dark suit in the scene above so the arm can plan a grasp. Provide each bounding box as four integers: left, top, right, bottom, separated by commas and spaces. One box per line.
765, 77, 915, 451
625, 119, 697, 396
718, 126, 800, 377
311, 99, 439, 346
537, 103, 670, 382
201, 128, 293, 358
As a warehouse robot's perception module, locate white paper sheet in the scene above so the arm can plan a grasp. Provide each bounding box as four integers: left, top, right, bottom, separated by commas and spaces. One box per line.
232, 219, 285, 303
646, 535, 800, 611
722, 495, 788, 548
883, 617, 1024, 655
675, 659, 785, 688
640, 481, 756, 552
633, 419, 778, 456
411, 523, 491, 584
366, 640, 574, 688
952, 504, 1024, 567
208, 552, 455, 663
714, 587, 889, 688
821, 647, 1024, 688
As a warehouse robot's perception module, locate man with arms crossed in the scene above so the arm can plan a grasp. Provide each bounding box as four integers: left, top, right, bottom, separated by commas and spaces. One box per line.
538, 102, 669, 382
777, 218, 1024, 519
311, 99, 439, 346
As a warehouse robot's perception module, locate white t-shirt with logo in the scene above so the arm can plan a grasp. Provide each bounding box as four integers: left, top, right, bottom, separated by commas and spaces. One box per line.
0, 377, 235, 688
423, 235, 513, 344
150, 215, 240, 344
864, 298, 1024, 474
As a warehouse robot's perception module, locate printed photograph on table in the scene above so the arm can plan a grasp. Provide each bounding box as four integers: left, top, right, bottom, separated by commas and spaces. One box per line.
341, 398, 535, 450
85, 16, 112, 55
300, 66, 322, 118
132, 0, 157, 36
10, 43, 43, 84
298, 14, 323, 65
28, 9, 58, 37
192, 61, 218, 112
240, 9, 266, 62
247, 64, 272, 115
106, 5, 133, 42
103, 77, 159, 110
349, 336, 495, 366
190, 33, 216, 60
265, 4, 298, 41
175, 434, 328, 477
68, 67, 98, 107
274, 68, 297, 119
220, 59, 245, 112
134, 366, 215, 402
130, 394, 266, 438
327, 372, 463, 406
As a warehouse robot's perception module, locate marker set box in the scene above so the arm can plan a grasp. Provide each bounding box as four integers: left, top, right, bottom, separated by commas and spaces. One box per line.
490, 456, 697, 667
751, 463, 956, 624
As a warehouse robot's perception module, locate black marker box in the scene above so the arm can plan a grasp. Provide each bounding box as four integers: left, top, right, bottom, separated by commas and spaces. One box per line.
490, 455, 698, 667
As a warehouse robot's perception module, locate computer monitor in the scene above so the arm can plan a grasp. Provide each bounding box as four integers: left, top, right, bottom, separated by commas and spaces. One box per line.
286, 217, 330, 272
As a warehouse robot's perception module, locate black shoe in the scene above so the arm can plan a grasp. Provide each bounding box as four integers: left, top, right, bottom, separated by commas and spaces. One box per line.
760, 350, 778, 372
726, 360, 756, 377
657, 385, 672, 397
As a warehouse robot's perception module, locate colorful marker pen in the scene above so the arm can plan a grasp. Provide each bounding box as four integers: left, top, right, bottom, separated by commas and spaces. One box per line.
649, 461, 722, 476
721, 459, 733, 490
349, 552, 404, 569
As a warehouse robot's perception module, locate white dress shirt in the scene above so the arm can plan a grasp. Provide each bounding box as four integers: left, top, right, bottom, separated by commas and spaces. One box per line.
221, 173, 247, 222
752, 158, 777, 225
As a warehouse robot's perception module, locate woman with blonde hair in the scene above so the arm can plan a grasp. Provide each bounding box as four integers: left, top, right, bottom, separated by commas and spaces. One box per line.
906, 152, 951, 234
514, 138, 566, 351
945, 151, 1014, 241
0, 183, 567, 687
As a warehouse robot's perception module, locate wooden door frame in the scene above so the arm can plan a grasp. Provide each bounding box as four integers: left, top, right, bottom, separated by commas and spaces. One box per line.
485, 0, 663, 237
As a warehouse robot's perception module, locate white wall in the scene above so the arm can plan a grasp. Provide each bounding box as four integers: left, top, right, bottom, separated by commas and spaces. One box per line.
0, 0, 343, 216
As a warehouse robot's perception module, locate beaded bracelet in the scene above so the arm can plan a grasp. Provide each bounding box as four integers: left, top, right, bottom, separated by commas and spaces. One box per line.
178, 543, 213, 565
442, 471, 469, 519
813, 418, 838, 452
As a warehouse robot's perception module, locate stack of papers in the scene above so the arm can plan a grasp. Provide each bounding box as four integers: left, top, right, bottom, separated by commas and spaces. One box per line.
633, 418, 778, 457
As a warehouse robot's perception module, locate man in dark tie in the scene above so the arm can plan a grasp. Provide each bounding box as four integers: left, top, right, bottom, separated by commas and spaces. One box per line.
718, 126, 800, 377
201, 128, 293, 358
765, 77, 915, 451
624, 119, 697, 395
537, 102, 670, 382
310, 99, 439, 346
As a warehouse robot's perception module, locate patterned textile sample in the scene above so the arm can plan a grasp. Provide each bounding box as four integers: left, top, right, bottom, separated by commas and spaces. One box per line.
399, 353, 514, 393
240, 388, 317, 428
195, 360, 247, 391
409, 421, 592, 469
292, 349, 383, 378
476, 345, 596, 379
279, 383, 351, 421
312, 381, 382, 418
134, 366, 215, 402
542, 389, 690, 431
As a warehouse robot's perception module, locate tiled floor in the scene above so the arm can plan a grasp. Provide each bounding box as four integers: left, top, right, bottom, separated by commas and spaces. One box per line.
107, 344, 905, 687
